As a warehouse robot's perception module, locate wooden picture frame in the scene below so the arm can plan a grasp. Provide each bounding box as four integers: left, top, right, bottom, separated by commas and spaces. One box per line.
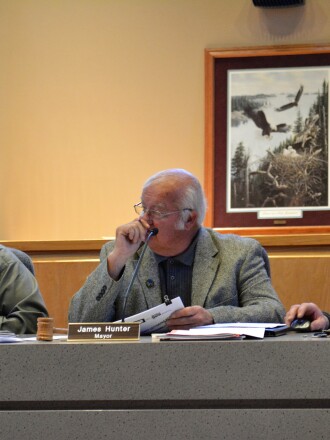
204, 44, 330, 240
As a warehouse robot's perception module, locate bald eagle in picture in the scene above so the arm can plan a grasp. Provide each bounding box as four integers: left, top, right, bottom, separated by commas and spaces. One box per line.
244, 106, 291, 137
276, 85, 304, 112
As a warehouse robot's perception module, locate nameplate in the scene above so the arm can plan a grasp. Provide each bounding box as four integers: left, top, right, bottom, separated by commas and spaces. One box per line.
68, 322, 140, 341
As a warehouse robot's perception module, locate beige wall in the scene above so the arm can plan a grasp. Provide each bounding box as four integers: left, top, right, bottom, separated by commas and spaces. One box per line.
1, 0, 330, 240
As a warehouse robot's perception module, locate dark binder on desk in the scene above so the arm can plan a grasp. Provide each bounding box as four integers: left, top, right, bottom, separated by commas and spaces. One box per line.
264, 325, 288, 337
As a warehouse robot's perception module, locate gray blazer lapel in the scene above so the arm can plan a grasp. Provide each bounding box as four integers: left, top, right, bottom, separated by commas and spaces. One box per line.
191, 229, 220, 306
136, 247, 163, 308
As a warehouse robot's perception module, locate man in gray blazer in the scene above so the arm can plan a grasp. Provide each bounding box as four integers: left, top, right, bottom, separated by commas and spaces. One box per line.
69, 169, 285, 333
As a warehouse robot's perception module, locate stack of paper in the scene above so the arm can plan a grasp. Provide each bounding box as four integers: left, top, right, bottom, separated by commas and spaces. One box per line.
153, 330, 244, 341
0, 330, 21, 343
152, 323, 287, 341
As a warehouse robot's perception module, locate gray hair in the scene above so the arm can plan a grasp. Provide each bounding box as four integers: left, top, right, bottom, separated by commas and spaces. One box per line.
142, 169, 207, 226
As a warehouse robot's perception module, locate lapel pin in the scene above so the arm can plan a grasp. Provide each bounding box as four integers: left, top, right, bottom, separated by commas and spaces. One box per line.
146, 279, 154, 288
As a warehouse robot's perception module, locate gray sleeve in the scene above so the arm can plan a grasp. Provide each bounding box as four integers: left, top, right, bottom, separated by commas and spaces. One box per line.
68, 242, 125, 322
322, 311, 330, 328
207, 239, 286, 324
0, 258, 48, 334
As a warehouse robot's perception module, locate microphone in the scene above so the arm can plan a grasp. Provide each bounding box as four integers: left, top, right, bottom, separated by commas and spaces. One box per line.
121, 228, 158, 322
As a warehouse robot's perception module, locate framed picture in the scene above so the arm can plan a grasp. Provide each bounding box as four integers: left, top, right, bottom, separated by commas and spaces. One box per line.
205, 44, 330, 235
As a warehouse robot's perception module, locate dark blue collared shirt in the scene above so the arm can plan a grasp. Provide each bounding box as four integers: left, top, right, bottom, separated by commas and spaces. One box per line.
154, 230, 200, 307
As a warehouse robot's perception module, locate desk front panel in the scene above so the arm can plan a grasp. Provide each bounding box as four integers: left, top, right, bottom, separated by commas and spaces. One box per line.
1, 335, 329, 406
1, 335, 329, 439
1, 409, 329, 440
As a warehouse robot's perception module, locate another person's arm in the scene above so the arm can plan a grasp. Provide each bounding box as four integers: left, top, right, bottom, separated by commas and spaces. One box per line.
285, 303, 330, 331
0, 253, 48, 334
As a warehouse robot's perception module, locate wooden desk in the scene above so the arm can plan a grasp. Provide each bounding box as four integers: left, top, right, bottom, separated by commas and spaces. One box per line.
0, 334, 329, 439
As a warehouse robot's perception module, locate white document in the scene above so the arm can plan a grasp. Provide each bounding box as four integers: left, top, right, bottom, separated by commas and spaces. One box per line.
0, 336, 21, 343
119, 296, 184, 334
0, 331, 21, 343
164, 326, 265, 339
195, 323, 286, 329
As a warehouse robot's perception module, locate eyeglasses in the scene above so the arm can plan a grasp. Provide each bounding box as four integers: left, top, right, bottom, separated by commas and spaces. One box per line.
134, 202, 192, 220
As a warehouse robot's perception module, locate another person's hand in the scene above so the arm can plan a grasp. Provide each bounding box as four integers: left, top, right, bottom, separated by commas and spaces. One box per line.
285, 302, 329, 331
166, 306, 214, 330
107, 218, 150, 279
